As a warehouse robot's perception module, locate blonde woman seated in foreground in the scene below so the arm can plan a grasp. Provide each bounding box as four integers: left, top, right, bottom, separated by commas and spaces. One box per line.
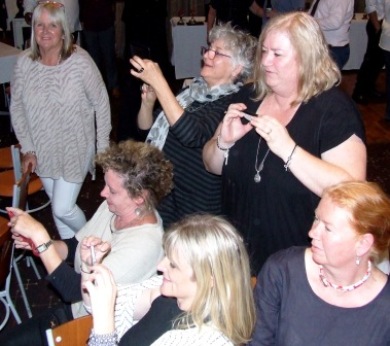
81, 214, 256, 345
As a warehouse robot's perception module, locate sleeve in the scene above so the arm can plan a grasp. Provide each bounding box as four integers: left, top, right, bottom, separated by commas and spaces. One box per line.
249, 253, 284, 346
10, 54, 35, 154
46, 261, 83, 302
319, 89, 366, 153
80, 50, 111, 153
63, 237, 79, 263
169, 93, 235, 147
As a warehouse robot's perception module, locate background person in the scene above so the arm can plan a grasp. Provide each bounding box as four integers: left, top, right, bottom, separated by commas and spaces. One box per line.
11, 1, 111, 239
309, 0, 354, 70
130, 23, 257, 227
0, 140, 173, 346
250, 181, 390, 345
82, 214, 256, 346
379, 0, 390, 121
203, 12, 366, 275
352, 0, 385, 104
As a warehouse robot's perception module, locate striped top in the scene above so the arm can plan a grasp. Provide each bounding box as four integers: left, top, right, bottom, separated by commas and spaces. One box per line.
11, 46, 111, 183
157, 92, 237, 227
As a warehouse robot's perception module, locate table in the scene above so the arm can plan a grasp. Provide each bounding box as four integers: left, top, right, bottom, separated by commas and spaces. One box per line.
0, 42, 21, 84
343, 14, 367, 70
170, 16, 207, 79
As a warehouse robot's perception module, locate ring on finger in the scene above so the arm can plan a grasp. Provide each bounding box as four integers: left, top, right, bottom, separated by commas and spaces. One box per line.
138, 67, 144, 73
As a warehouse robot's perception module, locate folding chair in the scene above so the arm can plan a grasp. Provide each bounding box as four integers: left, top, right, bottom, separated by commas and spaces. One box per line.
46, 315, 93, 346
11, 163, 42, 318
0, 216, 22, 330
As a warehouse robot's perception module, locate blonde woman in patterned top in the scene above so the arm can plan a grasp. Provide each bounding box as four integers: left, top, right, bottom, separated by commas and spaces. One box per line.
11, 1, 111, 239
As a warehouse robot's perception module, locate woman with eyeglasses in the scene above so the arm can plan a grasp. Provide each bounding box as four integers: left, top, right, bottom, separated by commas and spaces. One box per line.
11, 1, 111, 240
129, 22, 257, 227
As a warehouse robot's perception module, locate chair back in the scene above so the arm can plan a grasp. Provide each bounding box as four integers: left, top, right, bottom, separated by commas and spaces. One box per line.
12, 163, 32, 211
11, 145, 22, 182
46, 315, 93, 346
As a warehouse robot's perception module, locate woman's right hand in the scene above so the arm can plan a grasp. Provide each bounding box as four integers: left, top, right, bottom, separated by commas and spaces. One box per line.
219, 103, 254, 145
82, 264, 117, 334
80, 236, 111, 266
22, 152, 37, 173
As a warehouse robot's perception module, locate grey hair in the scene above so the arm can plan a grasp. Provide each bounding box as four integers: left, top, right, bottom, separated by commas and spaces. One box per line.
209, 22, 258, 82
30, 2, 75, 61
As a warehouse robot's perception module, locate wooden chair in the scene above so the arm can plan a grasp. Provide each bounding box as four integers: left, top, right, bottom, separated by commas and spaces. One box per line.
0, 144, 50, 214
0, 216, 22, 330
46, 315, 93, 346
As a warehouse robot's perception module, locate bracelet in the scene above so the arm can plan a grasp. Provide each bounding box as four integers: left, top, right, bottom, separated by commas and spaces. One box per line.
284, 143, 298, 171
216, 135, 234, 166
80, 264, 93, 274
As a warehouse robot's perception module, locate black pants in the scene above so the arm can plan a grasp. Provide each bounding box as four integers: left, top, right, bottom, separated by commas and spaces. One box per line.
354, 20, 385, 95
0, 305, 72, 346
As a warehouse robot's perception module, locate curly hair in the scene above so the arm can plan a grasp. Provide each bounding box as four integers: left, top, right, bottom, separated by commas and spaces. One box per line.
209, 22, 258, 82
95, 140, 173, 207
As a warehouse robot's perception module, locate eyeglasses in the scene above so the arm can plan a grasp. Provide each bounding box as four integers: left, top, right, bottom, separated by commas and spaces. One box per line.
201, 46, 232, 60
37, 1, 64, 8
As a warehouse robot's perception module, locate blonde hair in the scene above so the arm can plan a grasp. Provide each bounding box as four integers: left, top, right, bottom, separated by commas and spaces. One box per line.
30, 2, 75, 61
323, 181, 390, 260
253, 11, 341, 105
163, 214, 255, 345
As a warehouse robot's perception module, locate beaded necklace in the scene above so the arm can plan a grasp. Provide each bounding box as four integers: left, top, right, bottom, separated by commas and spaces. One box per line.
319, 260, 372, 292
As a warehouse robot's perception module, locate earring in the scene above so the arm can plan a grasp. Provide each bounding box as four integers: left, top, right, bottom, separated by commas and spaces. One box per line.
135, 208, 142, 217
356, 256, 361, 266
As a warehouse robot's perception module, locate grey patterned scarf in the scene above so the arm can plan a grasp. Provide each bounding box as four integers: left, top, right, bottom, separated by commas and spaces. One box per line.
145, 77, 242, 149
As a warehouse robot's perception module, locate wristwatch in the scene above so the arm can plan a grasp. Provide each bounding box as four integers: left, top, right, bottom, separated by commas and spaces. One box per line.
36, 240, 54, 254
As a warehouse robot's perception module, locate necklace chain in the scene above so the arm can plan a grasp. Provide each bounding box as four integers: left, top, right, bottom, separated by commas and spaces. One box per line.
319, 260, 372, 292
254, 137, 270, 183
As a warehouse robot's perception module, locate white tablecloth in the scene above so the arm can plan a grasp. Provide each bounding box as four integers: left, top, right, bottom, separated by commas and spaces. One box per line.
343, 14, 367, 70
0, 42, 21, 84
170, 16, 207, 79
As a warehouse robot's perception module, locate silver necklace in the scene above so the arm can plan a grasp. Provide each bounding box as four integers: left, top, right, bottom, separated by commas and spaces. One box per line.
254, 137, 270, 183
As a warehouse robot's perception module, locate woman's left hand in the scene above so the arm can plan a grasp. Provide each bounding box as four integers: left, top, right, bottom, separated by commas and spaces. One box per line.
129, 56, 163, 87
250, 114, 296, 161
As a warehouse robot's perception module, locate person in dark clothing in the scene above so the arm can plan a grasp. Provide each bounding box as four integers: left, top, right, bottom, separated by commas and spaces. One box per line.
117, 0, 170, 141
79, 0, 119, 97
352, 4, 385, 104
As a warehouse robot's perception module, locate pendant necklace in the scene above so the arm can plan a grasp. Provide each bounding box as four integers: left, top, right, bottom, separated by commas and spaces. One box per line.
254, 137, 271, 183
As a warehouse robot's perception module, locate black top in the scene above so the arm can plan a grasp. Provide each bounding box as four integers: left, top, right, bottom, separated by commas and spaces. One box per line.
119, 296, 181, 346
222, 84, 365, 275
